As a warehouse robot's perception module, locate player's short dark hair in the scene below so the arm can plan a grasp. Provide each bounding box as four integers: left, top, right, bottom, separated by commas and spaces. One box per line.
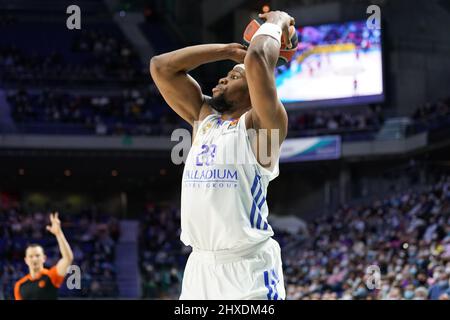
25, 243, 45, 255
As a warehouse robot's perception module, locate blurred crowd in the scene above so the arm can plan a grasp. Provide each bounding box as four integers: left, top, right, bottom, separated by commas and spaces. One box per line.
288, 105, 384, 136
71, 29, 143, 81
139, 202, 187, 299
0, 28, 145, 85
283, 175, 450, 300
412, 97, 450, 122
7, 87, 184, 136
407, 97, 450, 136
0, 206, 120, 299
0, 47, 142, 85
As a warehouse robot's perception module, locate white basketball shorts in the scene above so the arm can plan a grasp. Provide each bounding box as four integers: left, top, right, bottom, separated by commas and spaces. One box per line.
179, 238, 285, 300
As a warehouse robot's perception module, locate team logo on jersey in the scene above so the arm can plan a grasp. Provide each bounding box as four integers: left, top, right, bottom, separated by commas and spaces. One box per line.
38, 280, 46, 288
202, 122, 213, 135
183, 168, 238, 189
227, 119, 238, 130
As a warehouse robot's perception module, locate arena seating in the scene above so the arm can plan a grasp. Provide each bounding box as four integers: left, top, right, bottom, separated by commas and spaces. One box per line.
282, 174, 450, 300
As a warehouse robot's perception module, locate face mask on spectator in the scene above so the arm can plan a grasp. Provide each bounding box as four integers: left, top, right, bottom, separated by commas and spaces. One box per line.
404, 290, 414, 300
355, 287, 367, 298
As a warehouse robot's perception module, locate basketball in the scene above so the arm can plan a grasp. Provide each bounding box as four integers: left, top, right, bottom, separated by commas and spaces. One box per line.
243, 17, 299, 67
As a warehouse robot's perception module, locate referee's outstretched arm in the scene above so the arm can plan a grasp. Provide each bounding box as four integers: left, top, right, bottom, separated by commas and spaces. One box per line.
46, 212, 74, 276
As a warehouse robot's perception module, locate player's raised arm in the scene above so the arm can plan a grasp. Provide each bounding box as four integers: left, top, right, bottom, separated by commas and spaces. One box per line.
46, 212, 74, 276
244, 11, 295, 143
149, 43, 246, 126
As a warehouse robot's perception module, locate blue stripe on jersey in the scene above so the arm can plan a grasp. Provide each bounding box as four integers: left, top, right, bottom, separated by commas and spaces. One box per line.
254, 187, 262, 204
271, 279, 279, 300
255, 187, 266, 229
250, 174, 269, 230
271, 269, 280, 300
249, 200, 257, 228
255, 195, 266, 229
251, 187, 262, 228
263, 271, 272, 300
250, 175, 259, 195
257, 194, 265, 210
271, 269, 279, 281
249, 174, 260, 227
256, 213, 262, 230
249, 173, 270, 230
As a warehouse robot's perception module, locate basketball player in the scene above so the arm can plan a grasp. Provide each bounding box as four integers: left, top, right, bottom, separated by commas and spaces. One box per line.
150, 10, 295, 300
14, 212, 74, 300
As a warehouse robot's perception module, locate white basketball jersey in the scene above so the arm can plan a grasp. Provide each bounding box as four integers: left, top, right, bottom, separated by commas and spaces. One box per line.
180, 111, 280, 251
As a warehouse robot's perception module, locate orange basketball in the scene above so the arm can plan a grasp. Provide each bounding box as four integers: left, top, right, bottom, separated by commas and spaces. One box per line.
243, 18, 298, 67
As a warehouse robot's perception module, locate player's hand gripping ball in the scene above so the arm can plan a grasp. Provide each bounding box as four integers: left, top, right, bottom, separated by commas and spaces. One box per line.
243, 17, 298, 67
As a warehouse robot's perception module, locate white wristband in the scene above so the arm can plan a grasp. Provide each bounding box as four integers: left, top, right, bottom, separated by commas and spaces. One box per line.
251, 22, 282, 47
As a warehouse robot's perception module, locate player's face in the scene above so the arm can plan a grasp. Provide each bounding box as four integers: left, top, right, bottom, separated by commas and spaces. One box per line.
25, 247, 46, 271
210, 68, 249, 113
